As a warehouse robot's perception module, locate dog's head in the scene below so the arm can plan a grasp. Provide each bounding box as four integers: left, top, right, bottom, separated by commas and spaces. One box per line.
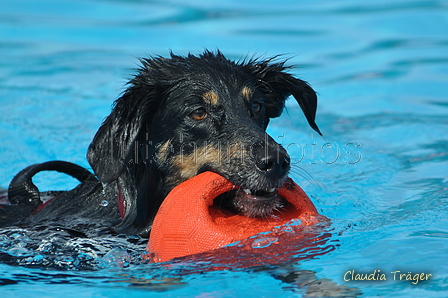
87, 51, 321, 235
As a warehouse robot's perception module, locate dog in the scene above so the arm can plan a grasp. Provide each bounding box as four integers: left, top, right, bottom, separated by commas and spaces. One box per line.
2, 50, 321, 238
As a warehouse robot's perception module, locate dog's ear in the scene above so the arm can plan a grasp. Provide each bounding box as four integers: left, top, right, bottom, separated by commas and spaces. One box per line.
87, 59, 166, 183
246, 59, 322, 135
87, 89, 146, 183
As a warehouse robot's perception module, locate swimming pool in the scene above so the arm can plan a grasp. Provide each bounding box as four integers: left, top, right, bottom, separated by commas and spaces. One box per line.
1, 0, 447, 297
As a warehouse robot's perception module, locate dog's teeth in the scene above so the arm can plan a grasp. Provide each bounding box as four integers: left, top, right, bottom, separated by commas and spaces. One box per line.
267, 188, 275, 193
243, 189, 252, 194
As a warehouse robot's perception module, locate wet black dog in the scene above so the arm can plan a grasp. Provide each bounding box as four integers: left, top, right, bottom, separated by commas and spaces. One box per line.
2, 51, 321, 237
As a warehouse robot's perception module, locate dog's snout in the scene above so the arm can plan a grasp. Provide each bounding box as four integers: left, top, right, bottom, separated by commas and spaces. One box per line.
256, 148, 290, 180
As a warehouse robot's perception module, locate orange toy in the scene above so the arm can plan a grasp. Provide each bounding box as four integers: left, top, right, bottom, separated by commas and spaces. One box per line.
146, 171, 320, 263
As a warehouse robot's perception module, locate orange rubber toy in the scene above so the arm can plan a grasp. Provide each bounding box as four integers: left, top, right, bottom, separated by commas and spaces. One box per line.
146, 171, 320, 263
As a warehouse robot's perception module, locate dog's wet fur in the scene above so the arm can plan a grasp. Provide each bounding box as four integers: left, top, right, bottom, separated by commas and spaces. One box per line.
1, 51, 321, 237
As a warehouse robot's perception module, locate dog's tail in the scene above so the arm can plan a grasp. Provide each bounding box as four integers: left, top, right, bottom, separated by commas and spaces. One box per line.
7, 161, 97, 216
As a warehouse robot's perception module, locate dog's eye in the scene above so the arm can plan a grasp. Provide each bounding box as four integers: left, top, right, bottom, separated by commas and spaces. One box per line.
252, 102, 262, 113
189, 108, 208, 120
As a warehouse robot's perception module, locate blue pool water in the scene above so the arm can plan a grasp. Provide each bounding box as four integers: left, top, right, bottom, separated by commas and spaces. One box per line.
1, 0, 447, 297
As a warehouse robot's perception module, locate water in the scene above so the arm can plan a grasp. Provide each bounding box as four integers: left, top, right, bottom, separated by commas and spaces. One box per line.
1, 0, 447, 297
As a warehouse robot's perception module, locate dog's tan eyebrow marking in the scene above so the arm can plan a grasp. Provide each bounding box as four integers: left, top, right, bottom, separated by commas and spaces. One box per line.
241, 86, 252, 101
202, 91, 219, 105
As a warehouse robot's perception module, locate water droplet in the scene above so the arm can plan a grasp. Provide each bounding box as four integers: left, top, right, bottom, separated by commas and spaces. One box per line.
101, 182, 108, 194
101, 248, 131, 268
285, 218, 302, 227
251, 237, 278, 249
271, 227, 281, 233
143, 251, 161, 263
8, 247, 33, 257
281, 226, 293, 233
33, 254, 45, 261
100, 200, 109, 207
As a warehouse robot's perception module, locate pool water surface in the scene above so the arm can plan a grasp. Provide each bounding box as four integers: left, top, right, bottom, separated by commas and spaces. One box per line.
1, 0, 447, 297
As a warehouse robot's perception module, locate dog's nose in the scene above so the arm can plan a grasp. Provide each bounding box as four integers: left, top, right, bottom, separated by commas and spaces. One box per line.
256, 149, 290, 180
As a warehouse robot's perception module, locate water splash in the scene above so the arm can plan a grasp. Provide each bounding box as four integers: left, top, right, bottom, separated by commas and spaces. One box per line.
8, 247, 34, 257
100, 248, 132, 268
